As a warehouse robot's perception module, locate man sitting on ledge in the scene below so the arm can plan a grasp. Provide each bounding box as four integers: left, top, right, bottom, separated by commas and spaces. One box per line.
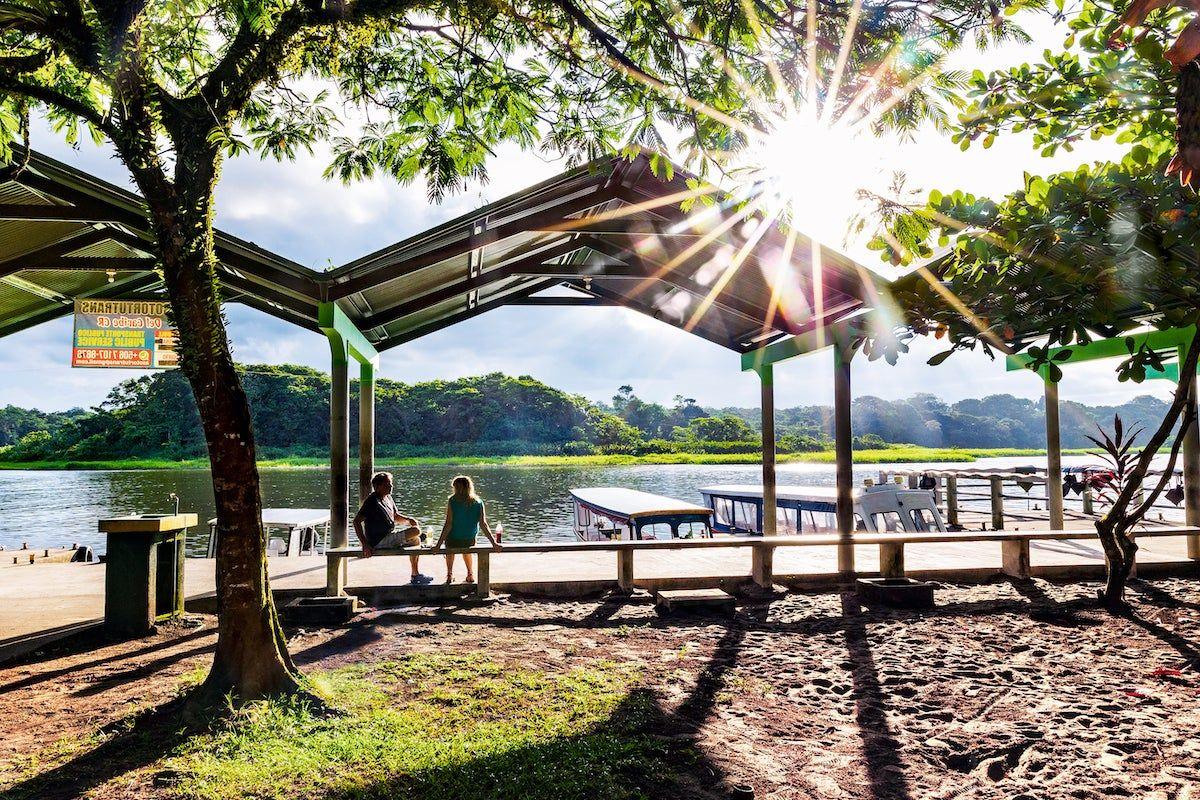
353, 471, 432, 585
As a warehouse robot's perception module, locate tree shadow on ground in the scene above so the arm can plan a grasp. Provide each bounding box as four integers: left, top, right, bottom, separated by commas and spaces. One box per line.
1012, 578, 1199, 666
321, 688, 731, 800
0, 699, 190, 800
293, 589, 1093, 666
0, 625, 213, 694
1129, 578, 1200, 612
839, 592, 914, 800
1007, 578, 1104, 627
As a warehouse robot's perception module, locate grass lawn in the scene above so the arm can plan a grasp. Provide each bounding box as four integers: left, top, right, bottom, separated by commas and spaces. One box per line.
0, 445, 1090, 471
3, 653, 692, 800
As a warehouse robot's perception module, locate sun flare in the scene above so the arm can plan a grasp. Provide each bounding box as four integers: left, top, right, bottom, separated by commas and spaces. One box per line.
739, 108, 888, 249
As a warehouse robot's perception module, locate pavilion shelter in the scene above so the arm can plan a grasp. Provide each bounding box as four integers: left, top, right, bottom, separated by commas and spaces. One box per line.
0, 148, 880, 582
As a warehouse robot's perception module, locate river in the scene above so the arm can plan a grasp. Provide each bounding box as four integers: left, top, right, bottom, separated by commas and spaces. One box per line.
0, 454, 1138, 556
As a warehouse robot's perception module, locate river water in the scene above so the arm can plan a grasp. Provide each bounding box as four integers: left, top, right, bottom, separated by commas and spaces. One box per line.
0, 455, 1133, 556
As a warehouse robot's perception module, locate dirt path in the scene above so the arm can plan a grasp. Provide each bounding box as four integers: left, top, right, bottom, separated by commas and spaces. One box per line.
2, 577, 1199, 799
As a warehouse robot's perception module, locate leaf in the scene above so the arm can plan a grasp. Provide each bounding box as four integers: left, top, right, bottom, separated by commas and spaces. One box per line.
927, 350, 955, 366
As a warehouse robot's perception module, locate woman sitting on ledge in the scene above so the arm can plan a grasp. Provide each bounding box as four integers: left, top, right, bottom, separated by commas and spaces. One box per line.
432, 475, 501, 584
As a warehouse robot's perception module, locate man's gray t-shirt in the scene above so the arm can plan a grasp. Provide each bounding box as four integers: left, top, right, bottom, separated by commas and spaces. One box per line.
357, 493, 396, 548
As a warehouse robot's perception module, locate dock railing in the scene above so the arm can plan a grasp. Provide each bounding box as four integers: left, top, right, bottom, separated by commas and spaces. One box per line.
878, 469, 1188, 531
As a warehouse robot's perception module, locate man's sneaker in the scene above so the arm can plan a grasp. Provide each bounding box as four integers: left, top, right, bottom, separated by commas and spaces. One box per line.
410, 573, 434, 585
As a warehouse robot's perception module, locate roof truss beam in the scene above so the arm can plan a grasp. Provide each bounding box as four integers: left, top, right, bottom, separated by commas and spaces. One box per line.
328, 187, 619, 300
509, 293, 619, 306
379, 278, 561, 350
0, 203, 124, 223
358, 239, 586, 330
579, 235, 782, 332
0, 228, 117, 278
583, 281, 740, 351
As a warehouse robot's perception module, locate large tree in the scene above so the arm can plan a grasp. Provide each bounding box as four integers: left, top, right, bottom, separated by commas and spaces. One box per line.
871, 0, 1200, 606
0, 0, 1016, 699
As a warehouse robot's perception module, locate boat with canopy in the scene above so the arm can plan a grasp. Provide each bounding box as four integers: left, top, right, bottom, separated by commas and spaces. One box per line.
697, 484, 946, 535
570, 488, 713, 541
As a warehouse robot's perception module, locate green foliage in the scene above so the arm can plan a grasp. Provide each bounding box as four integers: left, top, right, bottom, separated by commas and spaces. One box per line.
1, 368, 1173, 463
0, 0, 1030, 203
870, 1, 1200, 380
671, 414, 757, 444
0, 405, 87, 447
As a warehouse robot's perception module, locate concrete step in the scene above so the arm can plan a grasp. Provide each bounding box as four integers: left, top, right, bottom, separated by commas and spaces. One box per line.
655, 588, 736, 615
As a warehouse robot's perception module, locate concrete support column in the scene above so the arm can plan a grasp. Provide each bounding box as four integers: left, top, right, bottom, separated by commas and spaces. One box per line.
330, 350, 350, 552
834, 343, 855, 576
1044, 377, 1065, 530
358, 361, 375, 503
1180, 343, 1200, 559
990, 476, 1005, 530
759, 364, 777, 538
945, 476, 959, 528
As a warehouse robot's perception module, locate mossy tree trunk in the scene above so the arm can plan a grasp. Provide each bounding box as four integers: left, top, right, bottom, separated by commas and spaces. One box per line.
125, 126, 300, 700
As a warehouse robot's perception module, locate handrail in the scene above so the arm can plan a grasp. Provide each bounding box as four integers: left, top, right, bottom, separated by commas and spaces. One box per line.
324, 526, 1200, 599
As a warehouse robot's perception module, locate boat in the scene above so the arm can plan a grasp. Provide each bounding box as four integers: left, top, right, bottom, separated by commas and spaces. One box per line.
697, 483, 947, 535
570, 488, 713, 541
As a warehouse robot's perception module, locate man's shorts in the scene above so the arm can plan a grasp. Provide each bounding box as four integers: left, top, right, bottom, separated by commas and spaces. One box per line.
374, 526, 421, 549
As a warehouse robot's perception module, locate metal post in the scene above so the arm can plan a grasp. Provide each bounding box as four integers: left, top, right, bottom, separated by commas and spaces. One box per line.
330, 348, 350, 553
946, 476, 959, 527
759, 364, 777, 538
1082, 486, 1094, 516
990, 476, 1005, 530
1044, 376, 1065, 530
1180, 343, 1200, 559
834, 343, 855, 575
358, 361, 375, 502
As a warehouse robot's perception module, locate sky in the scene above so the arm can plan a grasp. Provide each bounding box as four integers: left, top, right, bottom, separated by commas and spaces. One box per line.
0, 14, 1178, 414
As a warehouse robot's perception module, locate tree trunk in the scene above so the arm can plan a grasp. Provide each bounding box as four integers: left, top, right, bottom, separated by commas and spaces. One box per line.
1095, 517, 1136, 608
147, 159, 300, 702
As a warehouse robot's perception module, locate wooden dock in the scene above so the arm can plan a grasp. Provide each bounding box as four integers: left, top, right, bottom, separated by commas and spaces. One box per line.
2, 532, 1197, 662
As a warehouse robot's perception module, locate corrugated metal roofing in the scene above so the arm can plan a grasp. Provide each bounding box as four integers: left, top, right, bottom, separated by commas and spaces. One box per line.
0, 148, 877, 355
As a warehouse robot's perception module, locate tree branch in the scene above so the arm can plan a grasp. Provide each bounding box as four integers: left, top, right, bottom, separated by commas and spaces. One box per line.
544, 0, 664, 88
0, 73, 116, 139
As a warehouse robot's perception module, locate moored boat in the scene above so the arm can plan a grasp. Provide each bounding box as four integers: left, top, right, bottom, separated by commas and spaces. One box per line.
570, 488, 713, 541
697, 483, 947, 535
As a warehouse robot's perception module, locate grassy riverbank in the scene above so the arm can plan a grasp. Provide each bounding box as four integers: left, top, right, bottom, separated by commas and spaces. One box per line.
0, 445, 1090, 471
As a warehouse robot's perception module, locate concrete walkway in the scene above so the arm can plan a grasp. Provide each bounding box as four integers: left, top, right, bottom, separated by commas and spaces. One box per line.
2, 533, 1198, 659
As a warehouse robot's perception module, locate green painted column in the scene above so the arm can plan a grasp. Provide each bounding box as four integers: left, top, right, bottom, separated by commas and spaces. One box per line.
834, 343, 855, 576
330, 345, 350, 552
759, 364, 777, 538
358, 361, 375, 503
1044, 376, 1065, 530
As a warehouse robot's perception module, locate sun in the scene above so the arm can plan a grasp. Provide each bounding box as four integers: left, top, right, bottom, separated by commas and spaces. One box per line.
740, 107, 887, 249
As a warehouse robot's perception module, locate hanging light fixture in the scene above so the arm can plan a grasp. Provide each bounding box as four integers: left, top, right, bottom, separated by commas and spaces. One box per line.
106, 268, 116, 283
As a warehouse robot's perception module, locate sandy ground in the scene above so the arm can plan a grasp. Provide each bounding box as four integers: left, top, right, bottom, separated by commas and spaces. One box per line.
1, 577, 1199, 799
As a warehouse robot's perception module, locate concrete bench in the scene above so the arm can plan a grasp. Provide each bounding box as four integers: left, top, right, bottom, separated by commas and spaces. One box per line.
324, 527, 1200, 599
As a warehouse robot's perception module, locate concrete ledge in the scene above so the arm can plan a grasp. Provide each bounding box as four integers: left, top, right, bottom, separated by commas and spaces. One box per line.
0, 618, 103, 665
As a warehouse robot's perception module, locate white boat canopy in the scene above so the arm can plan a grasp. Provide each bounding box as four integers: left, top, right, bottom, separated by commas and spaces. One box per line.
570, 488, 712, 523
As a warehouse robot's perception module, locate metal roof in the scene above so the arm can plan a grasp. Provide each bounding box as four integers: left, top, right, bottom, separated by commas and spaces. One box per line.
0, 148, 875, 353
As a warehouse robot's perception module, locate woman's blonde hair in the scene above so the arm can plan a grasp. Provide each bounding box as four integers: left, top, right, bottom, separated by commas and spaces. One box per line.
450, 475, 478, 502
